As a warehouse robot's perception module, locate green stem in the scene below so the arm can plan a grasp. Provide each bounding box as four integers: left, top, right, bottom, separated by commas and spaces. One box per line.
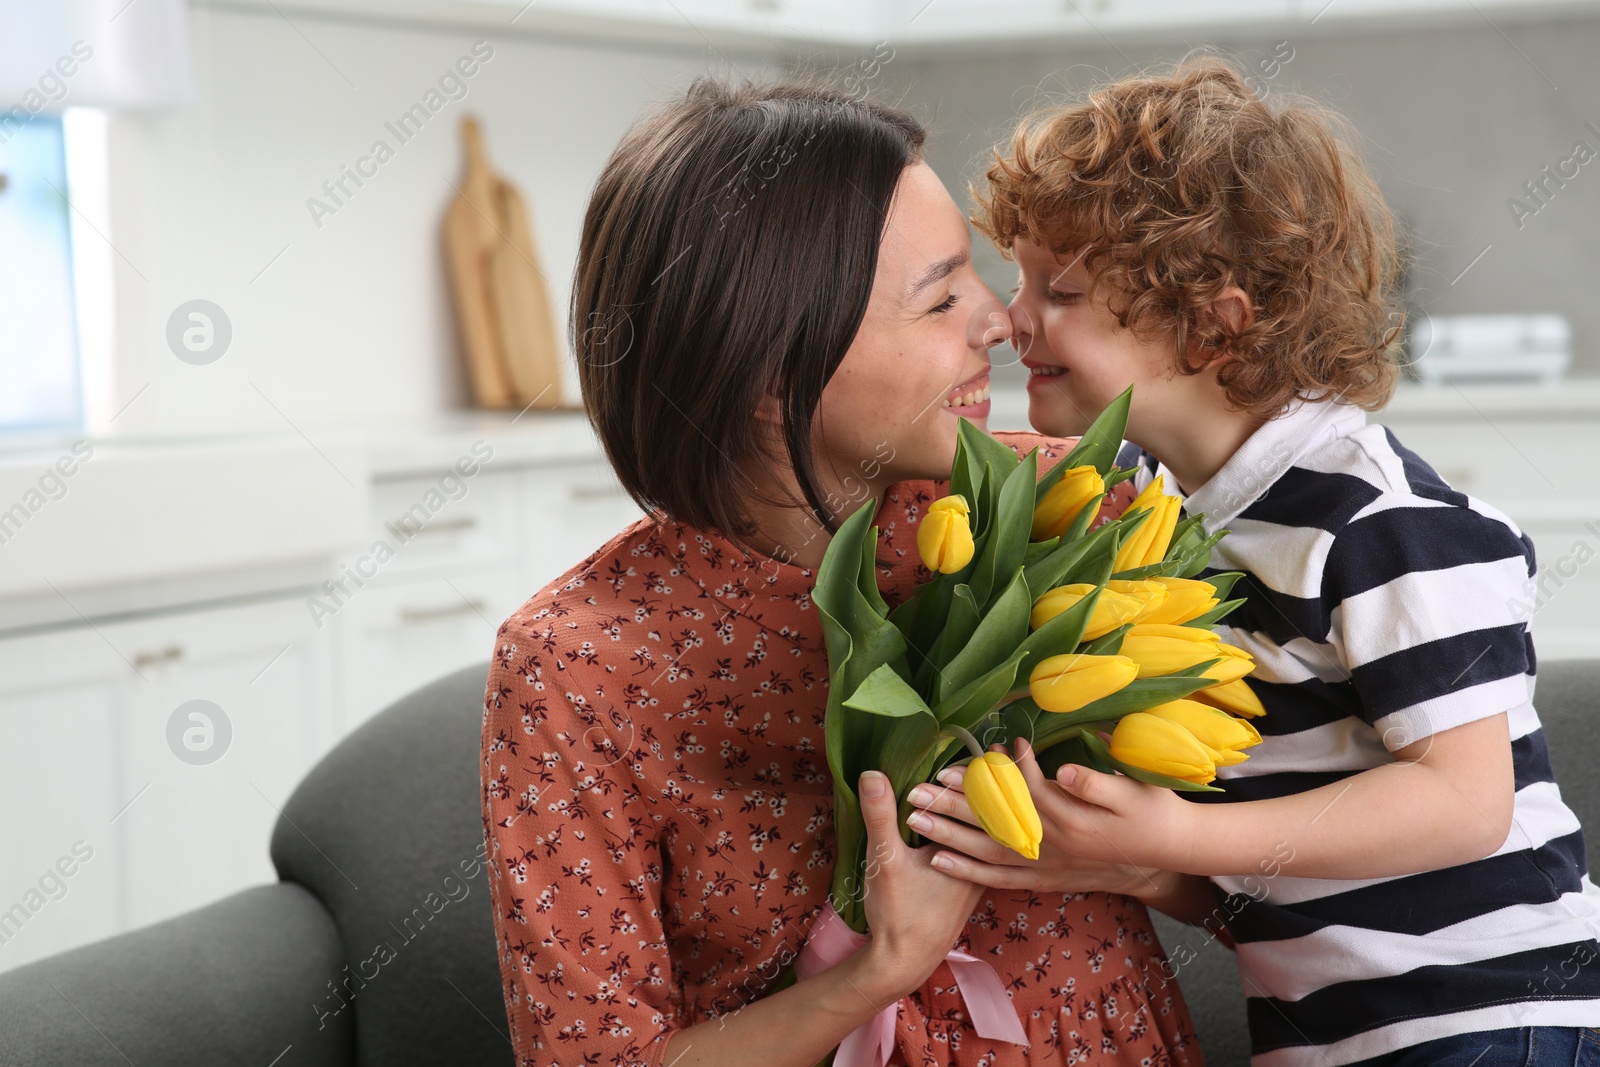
937, 724, 986, 760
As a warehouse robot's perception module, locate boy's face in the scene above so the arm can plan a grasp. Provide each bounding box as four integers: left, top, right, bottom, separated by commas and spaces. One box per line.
1008, 238, 1189, 446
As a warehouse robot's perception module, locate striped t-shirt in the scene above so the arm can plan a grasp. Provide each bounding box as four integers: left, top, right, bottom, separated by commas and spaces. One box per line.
1117, 397, 1600, 1065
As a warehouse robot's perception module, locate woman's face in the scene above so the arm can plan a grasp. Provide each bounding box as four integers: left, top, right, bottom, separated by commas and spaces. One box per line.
812, 161, 1012, 498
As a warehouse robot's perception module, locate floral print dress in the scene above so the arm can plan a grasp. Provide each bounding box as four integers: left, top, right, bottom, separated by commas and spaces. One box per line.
480, 430, 1202, 1067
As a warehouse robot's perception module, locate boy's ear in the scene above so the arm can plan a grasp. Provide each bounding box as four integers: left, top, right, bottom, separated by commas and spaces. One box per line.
1185, 285, 1254, 369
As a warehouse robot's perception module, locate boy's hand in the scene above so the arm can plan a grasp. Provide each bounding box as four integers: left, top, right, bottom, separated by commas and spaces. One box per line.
906, 738, 1196, 896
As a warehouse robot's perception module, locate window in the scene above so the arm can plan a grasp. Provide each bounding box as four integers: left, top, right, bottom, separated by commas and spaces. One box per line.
0, 114, 81, 434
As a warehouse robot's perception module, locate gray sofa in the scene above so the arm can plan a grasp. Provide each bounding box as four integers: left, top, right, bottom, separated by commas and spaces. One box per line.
1, 660, 1595, 1066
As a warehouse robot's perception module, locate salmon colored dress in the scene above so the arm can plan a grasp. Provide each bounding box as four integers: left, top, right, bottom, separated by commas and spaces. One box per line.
480, 430, 1202, 1067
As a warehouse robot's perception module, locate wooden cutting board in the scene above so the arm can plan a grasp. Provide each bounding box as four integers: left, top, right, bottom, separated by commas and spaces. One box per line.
443, 117, 567, 411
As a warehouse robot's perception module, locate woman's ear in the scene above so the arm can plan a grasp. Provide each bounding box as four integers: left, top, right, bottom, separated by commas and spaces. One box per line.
753, 393, 783, 426
1185, 285, 1254, 369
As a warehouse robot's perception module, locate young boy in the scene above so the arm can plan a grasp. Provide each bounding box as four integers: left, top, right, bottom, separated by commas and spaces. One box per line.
907, 58, 1600, 1064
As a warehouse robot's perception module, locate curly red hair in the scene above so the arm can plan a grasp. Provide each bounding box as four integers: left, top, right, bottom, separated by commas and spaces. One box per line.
974, 55, 1405, 418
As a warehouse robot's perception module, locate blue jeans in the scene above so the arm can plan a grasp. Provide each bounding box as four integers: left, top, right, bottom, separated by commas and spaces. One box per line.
1378, 1026, 1600, 1065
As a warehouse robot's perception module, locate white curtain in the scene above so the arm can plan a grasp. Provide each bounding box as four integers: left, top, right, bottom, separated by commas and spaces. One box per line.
0, 0, 193, 112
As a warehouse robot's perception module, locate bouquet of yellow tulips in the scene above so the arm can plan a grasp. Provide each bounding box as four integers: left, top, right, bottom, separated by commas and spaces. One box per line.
811, 387, 1266, 934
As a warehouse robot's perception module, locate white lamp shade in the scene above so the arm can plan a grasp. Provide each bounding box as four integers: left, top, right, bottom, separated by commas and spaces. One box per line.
0, 0, 192, 112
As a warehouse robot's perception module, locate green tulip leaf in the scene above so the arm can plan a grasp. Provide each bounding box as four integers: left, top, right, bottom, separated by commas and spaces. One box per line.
932, 646, 1030, 734
1023, 535, 1062, 566
939, 568, 1032, 703
1103, 464, 1138, 489
949, 430, 980, 526
878, 711, 942, 812
1184, 531, 1228, 579
959, 416, 1024, 481
1032, 734, 1098, 778
1183, 597, 1247, 630
891, 571, 959, 684
1110, 558, 1186, 581
1039, 384, 1132, 490
1080, 622, 1132, 656
1202, 571, 1245, 600
998, 701, 1037, 749
968, 448, 1036, 610
844, 663, 934, 718
1023, 516, 1120, 602
857, 524, 890, 619
920, 583, 981, 692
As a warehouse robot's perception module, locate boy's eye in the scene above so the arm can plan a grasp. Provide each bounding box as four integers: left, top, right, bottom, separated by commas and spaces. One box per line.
928, 293, 960, 316
1048, 290, 1081, 306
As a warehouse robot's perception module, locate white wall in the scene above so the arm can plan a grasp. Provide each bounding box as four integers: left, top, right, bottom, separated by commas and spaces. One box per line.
96, 6, 781, 437
885, 17, 1600, 380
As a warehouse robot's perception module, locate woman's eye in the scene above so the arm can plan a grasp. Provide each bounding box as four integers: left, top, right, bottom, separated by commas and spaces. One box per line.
929, 294, 960, 315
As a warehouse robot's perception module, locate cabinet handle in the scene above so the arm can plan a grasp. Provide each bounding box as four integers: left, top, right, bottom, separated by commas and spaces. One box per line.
399, 600, 486, 623
404, 516, 478, 536
133, 644, 184, 668
568, 483, 626, 500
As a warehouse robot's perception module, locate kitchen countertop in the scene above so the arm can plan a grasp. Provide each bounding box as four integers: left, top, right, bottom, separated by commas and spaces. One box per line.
989, 377, 1600, 432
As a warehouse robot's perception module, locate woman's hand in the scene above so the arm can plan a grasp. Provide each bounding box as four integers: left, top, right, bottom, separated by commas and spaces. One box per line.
904, 738, 1197, 898
853, 769, 987, 1002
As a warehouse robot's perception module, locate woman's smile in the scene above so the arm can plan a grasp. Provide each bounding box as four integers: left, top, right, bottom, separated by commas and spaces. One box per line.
942, 372, 992, 416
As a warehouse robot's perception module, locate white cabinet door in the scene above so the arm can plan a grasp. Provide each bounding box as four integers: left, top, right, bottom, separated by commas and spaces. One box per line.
0, 634, 123, 974
338, 565, 525, 733
101, 598, 333, 934
361, 469, 523, 580
0, 594, 333, 969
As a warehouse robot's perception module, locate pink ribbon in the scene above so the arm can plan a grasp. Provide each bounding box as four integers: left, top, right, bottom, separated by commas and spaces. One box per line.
794, 900, 1029, 1067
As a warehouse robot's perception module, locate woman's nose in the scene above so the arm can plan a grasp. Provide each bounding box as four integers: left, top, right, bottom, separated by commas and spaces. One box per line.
969, 292, 1012, 350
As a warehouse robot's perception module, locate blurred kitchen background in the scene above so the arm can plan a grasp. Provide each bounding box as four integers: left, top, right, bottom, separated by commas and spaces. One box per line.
3, 0, 1599, 973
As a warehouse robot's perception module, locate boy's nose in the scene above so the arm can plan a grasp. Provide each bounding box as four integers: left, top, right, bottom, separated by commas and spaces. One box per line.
1007, 301, 1035, 359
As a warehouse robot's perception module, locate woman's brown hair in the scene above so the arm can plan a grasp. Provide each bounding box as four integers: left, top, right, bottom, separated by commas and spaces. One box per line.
574, 77, 925, 547
975, 55, 1404, 418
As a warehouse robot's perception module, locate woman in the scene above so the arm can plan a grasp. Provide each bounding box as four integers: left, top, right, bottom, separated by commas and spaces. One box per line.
479, 78, 1201, 1067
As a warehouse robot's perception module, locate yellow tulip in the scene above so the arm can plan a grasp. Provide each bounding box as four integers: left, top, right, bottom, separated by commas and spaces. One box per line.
917, 495, 975, 574
1108, 712, 1218, 785
1031, 465, 1104, 541
1029, 653, 1139, 713
1191, 678, 1267, 718
1125, 622, 1220, 643
1113, 488, 1183, 572
962, 750, 1043, 860
1144, 495, 1182, 566
1141, 699, 1262, 767
1138, 577, 1220, 625
1104, 579, 1174, 624
1030, 583, 1150, 639
1118, 632, 1254, 683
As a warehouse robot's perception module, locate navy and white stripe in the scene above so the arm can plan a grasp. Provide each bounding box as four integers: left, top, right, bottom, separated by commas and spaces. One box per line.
1118, 399, 1600, 1065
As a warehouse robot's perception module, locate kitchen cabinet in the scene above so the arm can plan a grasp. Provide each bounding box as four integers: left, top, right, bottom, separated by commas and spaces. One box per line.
104, 599, 334, 934
220, 0, 1600, 51
0, 651, 122, 973
0, 594, 333, 970
333, 450, 646, 731
0, 415, 645, 973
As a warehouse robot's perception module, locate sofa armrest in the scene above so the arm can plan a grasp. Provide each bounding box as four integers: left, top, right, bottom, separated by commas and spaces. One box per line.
0, 883, 352, 1067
